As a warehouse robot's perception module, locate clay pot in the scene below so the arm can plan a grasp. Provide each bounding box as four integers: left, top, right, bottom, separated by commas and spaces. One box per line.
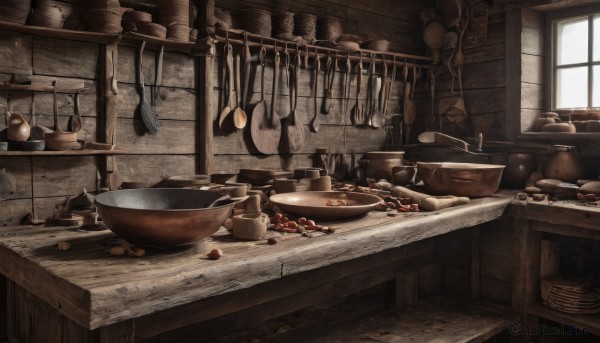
502, 153, 536, 189
363, 151, 405, 180
30, 5, 63, 28
543, 145, 585, 183
7, 113, 30, 142
534, 112, 559, 132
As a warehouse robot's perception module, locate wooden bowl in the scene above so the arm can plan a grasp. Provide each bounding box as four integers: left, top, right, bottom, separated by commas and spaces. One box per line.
542, 122, 576, 133
364, 39, 390, 52
44, 131, 77, 142
338, 41, 360, 51
45, 140, 81, 151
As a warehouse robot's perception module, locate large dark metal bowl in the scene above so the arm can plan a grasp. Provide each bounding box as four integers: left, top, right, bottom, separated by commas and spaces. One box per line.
95, 188, 235, 247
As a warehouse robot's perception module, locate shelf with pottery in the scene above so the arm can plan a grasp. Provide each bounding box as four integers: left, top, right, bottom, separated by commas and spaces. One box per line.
0, 20, 194, 54
0, 148, 128, 156
0, 82, 89, 94
212, 28, 432, 69
0, 19, 120, 44
519, 132, 600, 141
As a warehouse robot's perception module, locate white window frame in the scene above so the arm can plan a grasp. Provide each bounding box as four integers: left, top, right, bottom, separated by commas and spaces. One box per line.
548, 6, 600, 111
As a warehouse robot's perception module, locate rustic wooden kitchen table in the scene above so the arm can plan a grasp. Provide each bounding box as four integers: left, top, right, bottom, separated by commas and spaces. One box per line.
0, 194, 512, 342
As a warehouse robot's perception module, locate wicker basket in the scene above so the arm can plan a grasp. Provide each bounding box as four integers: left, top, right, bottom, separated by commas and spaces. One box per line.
0, 0, 32, 24
242, 9, 271, 37
158, 0, 189, 28
273, 10, 294, 35
135, 22, 167, 39
294, 13, 317, 40
86, 8, 125, 34
166, 22, 189, 41
317, 16, 342, 41
232, 213, 269, 240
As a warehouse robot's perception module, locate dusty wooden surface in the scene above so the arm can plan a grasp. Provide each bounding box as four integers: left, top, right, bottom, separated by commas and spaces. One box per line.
275, 296, 519, 343
0, 195, 511, 332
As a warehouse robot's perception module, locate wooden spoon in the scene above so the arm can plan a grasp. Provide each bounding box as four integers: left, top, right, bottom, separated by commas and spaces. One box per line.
250, 45, 280, 154
233, 52, 247, 129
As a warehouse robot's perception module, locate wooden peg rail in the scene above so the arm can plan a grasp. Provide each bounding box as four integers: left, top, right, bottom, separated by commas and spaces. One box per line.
212, 28, 432, 69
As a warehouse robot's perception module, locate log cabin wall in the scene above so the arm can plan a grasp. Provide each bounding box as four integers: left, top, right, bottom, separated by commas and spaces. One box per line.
0, 0, 429, 225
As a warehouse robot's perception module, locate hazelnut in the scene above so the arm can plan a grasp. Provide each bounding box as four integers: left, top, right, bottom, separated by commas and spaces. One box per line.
57, 241, 71, 251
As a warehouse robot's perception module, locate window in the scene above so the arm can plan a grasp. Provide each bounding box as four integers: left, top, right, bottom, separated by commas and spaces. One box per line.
552, 13, 600, 109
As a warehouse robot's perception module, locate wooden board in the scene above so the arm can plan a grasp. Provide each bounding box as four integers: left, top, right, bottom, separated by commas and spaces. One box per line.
0, 195, 511, 330
32, 37, 99, 79
0, 30, 32, 75
0, 157, 32, 199
278, 296, 519, 343
0, 199, 32, 226
116, 154, 197, 186
32, 156, 99, 198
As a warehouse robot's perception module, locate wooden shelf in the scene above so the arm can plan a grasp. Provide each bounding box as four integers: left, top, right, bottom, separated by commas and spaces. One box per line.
519, 132, 600, 141
0, 20, 120, 44
528, 303, 600, 336
213, 28, 432, 68
0, 149, 129, 156
0, 83, 89, 94
121, 32, 195, 53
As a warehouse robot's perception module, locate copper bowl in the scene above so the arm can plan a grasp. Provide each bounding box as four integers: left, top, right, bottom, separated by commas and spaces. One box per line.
269, 191, 381, 220
95, 188, 236, 247
417, 162, 505, 198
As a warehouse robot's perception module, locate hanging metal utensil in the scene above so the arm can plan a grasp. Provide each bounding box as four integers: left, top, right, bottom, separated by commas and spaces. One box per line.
322, 53, 336, 114
218, 38, 235, 132
310, 48, 321, 133
241, 34, 252, 112
111, 49, 119, 95
137, 41, 159, 135
351, 54, 363, 126
68, 92, 82, 133
282, 46, 305, 153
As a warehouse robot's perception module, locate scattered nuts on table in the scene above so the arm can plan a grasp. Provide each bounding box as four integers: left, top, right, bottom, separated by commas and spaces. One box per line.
56, 241, 71, 251
109, 246, 126, 256
128, 247, 146, 257
207, 248, 223, 260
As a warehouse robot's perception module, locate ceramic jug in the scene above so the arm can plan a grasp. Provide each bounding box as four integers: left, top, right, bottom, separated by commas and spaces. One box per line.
543, 145, 585, 183
7, 113, 30, 142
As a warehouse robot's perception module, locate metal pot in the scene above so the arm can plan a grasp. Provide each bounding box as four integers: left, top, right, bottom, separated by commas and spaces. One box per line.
417, 162, 506, 197
363, 151, 405, 180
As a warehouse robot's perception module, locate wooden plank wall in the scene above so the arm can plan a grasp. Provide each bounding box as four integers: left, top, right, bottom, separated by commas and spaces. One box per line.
0, 0, 427, 222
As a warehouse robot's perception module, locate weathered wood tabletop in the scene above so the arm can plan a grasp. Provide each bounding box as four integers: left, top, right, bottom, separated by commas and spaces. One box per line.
0, 194, 512, 333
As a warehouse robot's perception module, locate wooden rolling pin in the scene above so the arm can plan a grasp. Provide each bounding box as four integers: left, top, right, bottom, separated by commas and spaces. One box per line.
391, 186, 470, 211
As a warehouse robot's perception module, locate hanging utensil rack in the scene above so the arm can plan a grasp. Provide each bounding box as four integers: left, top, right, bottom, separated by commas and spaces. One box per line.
210, 28, 432, 70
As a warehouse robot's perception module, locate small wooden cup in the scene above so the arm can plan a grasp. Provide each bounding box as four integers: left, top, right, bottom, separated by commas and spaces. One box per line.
231, 212, 269, 240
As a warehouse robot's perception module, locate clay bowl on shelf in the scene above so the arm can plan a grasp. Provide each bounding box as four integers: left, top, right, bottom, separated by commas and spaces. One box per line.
166, 175, 211, 188
268, 191, 382, 220
95, 188, 237, 247
417, 162, 506, 198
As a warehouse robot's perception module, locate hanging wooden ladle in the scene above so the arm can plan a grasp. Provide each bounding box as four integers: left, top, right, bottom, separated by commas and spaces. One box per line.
218, 33, 235, 132
310, 47, 321, 133
68, 92, 82, 133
